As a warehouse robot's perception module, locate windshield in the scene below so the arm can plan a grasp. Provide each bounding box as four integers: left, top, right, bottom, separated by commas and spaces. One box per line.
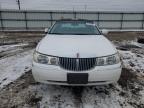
49, 21, 101, 35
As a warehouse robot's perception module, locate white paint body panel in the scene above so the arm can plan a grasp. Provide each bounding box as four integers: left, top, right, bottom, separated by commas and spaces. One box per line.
37, 34, 117, 58
32, 62, 121, 86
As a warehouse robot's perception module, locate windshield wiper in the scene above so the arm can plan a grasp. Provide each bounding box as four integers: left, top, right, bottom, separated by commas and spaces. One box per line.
65, 33, 100, 35
48, 33, 65, 35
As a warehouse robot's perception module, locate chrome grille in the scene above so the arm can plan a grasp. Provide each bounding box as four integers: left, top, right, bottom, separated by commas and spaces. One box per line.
59, 57, 96, 71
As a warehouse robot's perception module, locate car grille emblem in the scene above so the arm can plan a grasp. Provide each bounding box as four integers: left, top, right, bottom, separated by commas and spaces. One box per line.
76, 53, 80, 70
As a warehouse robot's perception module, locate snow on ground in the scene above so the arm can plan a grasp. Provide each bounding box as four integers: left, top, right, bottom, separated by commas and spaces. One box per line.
82, 85, 121, 108
0, 49, 33, 89
117, 41, 144, 76
0, 43, 29, 53
119, 50, 144, 76
31, 85, 76, 108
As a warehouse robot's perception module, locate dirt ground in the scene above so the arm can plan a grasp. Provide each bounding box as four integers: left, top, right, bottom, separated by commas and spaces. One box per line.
107, 31, 144, 41
0, 31, 144, 44
0, 31, 144, 108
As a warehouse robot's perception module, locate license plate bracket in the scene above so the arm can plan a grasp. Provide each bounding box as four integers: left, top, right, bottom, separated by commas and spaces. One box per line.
67, 73, 88, 84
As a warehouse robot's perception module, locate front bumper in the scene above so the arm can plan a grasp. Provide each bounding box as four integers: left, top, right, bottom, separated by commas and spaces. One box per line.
32, 62, 122, 86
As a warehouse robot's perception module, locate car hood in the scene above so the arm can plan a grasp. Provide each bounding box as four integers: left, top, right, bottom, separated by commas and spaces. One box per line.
36, 34, 117, 58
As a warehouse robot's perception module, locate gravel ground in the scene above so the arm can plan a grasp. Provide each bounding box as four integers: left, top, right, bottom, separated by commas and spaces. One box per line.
0, 32, 144, 108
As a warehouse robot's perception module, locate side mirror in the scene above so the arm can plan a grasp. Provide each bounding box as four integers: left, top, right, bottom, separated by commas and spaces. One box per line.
44, 28, 49, 33
102, 29, 109, 35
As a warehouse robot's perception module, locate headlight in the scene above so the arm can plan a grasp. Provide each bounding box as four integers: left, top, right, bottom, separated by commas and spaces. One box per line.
96, 53, 120, 66
33, 51, 59, 65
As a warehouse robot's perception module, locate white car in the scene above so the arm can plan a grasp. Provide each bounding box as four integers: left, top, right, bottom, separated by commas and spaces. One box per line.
32, 20, 122, 86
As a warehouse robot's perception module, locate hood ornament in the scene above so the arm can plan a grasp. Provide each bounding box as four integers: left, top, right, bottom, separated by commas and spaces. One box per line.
76, 53, 80, 58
